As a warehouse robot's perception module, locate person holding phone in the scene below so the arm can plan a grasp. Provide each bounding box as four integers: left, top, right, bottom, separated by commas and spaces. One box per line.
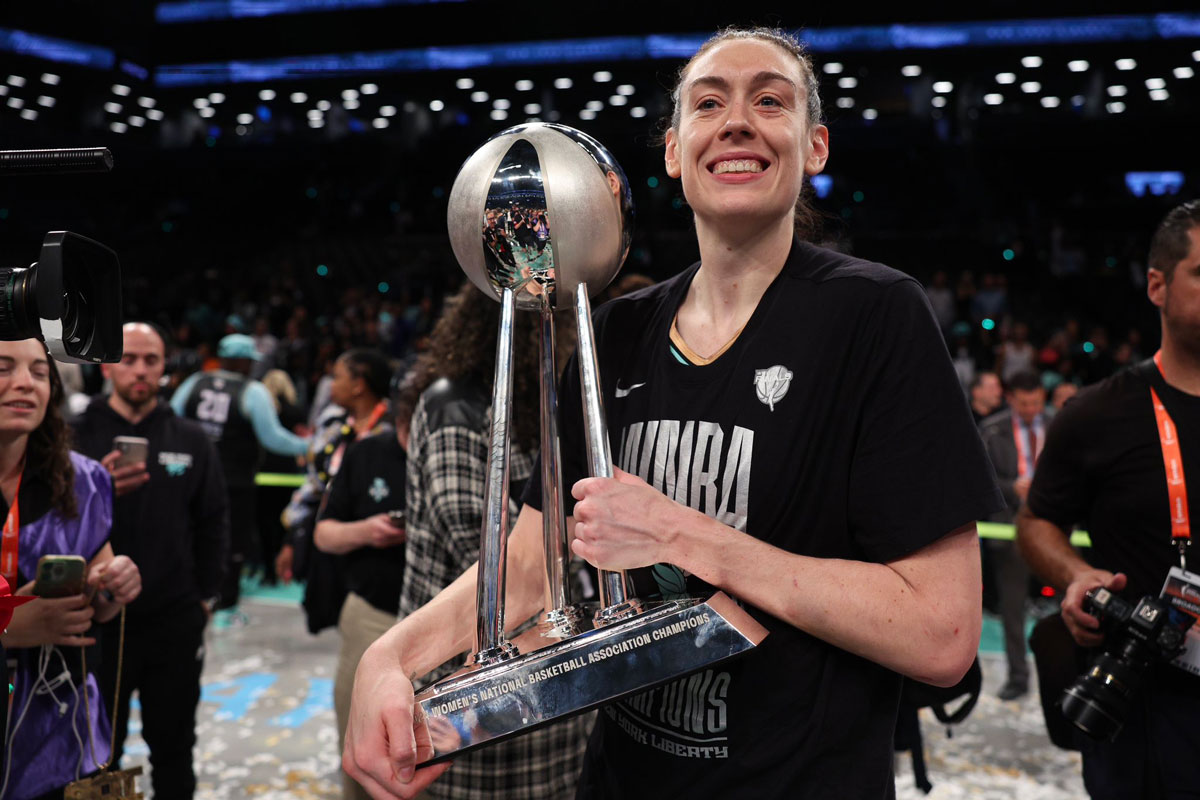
71, 322, 229, 799
0, 338, 141, 800
313, 404, 407, 800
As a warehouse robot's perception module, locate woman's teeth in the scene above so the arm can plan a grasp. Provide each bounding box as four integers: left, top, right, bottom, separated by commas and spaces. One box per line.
713, 160, 764, 175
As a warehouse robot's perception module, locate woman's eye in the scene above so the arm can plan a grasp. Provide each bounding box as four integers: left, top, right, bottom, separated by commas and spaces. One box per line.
759, 96, 780, 107
697, 98, 719, 110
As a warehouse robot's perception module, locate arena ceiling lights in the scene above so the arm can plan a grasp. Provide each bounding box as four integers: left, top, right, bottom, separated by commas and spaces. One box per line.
151, 13, 1200, 87
4, 12, 1199, 142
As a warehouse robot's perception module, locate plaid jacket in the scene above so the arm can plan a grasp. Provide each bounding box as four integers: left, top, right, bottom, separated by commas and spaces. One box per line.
402, 379, 592, 800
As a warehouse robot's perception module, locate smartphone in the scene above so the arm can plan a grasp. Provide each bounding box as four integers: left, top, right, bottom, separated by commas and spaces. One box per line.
33, 555, 87, 598
113, 436, 149, 467
387, 509, 406, 526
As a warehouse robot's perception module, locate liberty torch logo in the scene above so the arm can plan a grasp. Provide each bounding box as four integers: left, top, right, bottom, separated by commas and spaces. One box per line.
754, 366, 793, 412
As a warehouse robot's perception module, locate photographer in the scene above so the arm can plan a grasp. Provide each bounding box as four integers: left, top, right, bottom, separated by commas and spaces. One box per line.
1017, 200, 1200, 798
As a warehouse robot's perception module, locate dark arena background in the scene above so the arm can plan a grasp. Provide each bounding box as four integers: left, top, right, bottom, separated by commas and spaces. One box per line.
1, 2, 1196, 798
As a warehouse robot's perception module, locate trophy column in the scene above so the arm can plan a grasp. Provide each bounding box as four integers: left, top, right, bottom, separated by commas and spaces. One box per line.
574, 283, 641, 624
538, 303, 583, 637
473, 286, 519, 665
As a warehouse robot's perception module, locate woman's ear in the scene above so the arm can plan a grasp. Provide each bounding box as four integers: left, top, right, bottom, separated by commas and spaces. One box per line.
804, 124, 830, 176
664, 128, 682, 179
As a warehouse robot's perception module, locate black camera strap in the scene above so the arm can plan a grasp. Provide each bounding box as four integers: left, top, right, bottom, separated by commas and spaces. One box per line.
1135, 354, 1191, 569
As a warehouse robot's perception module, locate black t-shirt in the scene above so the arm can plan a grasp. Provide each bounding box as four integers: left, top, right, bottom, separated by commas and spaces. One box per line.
524, 239, 1002, 799
1028, 364, 1200, 602
319, 429, 407, 615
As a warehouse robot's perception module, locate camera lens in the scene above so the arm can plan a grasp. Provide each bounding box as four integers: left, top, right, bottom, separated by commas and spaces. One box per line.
61, 288, 95, 345
0, 267, 40, 341
1060, 651, 1142, 741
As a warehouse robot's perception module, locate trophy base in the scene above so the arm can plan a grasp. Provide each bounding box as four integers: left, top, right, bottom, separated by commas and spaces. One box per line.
414, 592, 767, 765
537, 604, 588, 639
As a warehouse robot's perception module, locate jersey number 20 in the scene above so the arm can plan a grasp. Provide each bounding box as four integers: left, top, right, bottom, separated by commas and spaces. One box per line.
197, 389, 232, 424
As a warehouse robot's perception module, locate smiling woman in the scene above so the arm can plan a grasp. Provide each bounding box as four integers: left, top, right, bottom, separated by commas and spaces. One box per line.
0, 338, 142, 800
665, 27, 826, 242
342, 26, 1001, 800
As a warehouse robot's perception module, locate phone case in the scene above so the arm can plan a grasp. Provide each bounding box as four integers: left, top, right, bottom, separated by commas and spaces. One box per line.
33, 555, 87, 598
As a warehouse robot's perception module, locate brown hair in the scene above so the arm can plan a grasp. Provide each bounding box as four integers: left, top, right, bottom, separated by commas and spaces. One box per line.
395, 282, 576, 452
1149, 199, 1200, 282
665, 26, 825, 240
29, 355, 78, 519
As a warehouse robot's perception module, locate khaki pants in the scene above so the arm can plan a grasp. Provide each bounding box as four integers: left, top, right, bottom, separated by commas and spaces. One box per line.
335, 592, 399, 800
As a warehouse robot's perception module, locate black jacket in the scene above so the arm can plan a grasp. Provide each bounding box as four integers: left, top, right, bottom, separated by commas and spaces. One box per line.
72, 397, 230, 623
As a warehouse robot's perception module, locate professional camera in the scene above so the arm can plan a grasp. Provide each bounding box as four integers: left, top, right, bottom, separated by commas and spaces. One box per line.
0, 148, 124, 364
0, 231, 123, 363
1060, 587, 1194, 741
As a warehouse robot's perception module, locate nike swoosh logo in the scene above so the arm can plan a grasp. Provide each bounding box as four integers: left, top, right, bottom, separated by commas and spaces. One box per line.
614, 381, 646, 398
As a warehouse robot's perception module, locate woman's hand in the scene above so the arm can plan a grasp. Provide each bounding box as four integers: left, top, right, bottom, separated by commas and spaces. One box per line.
88, 554, 141, 607
1, 581, 96, 647
342, 641, 452, 799
363, 514, 406, 549
570, 468, 698, 571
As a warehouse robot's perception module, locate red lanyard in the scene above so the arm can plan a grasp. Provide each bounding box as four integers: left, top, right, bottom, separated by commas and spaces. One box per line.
1011, 416, 1041, 478
363, 401, 388, 433
1, 471, 23, 587
329, 401, 389, 477
1152, 351, 1190, 561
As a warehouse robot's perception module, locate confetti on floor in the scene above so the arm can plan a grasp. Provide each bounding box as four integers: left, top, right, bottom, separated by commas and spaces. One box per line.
119, 592, 1086, 798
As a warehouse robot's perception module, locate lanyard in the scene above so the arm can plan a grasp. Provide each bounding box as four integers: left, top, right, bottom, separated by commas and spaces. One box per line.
1, 470, 23, 587
1152, 351, 1191, 568
1011, 416, 1041, 478
363, 401, 388, 433
319, 400, 390, 484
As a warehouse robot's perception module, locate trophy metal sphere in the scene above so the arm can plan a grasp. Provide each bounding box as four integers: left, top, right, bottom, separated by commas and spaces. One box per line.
448, 122, 632, 313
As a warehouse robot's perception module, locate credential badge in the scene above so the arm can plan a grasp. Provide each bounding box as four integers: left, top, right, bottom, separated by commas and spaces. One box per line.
754, 366, 793, 412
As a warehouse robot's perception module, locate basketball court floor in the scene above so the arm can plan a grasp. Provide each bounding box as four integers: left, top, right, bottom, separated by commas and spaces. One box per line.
116, 578, 1087, 799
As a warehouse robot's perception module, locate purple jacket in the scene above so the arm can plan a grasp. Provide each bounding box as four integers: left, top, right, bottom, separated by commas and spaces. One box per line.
3, 452, 113, 800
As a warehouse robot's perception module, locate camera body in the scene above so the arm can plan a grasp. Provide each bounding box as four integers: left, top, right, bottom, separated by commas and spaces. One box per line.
1060, 587, 1192, 741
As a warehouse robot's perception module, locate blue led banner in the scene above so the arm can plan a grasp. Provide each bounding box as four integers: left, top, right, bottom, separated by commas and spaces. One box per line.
154, 13, 1200, 87
157, 0, 463, 24
0, 28, 115, 70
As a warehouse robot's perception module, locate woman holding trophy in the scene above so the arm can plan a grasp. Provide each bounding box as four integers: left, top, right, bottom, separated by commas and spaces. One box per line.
345, 26, 1000, 799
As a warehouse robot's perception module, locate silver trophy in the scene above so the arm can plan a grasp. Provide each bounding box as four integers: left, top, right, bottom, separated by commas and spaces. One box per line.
415, 123, 766, 764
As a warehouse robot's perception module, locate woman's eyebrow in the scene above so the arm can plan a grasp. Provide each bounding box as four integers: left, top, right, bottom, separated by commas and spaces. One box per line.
687, 71, 797, 95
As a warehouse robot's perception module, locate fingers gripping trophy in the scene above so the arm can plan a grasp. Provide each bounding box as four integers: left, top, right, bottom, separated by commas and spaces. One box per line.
420, 123, 767, 763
